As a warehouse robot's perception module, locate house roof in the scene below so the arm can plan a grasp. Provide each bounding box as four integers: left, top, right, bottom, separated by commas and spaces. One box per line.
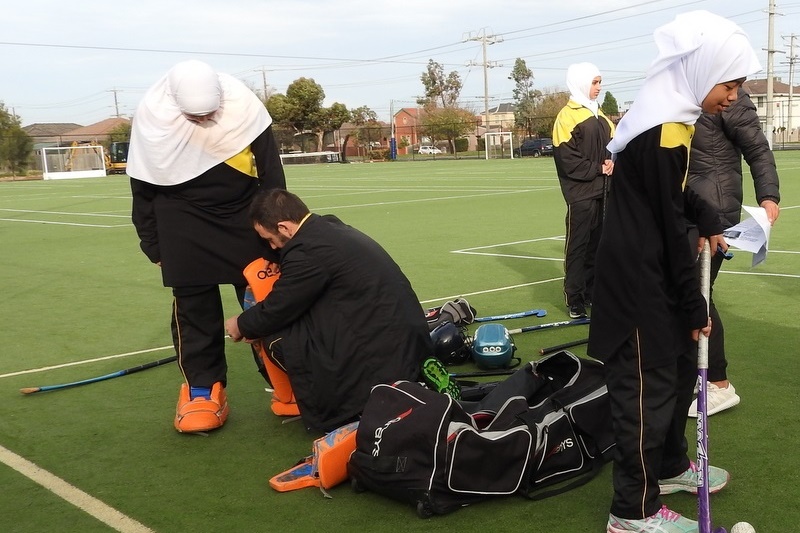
63, 117, 131, 137
394, 107, 421, 118
488, 103, 516, 114
743, 78, 800, 96
22, 123, 83, 136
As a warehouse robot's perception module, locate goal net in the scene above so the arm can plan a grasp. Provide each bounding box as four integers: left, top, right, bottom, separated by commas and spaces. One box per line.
484, 132, 515, 160
42, 145, 107, 180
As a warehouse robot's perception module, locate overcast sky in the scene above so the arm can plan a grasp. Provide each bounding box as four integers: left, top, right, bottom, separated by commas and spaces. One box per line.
3, 0, 799, 126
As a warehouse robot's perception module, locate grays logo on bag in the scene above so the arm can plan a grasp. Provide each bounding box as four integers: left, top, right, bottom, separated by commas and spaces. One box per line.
546, 438, 575, 458
372, 408, 412, 456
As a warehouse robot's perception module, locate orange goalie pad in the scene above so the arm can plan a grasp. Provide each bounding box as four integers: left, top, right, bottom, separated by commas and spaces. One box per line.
269, 421, 359, 493
243, 258, 299, 417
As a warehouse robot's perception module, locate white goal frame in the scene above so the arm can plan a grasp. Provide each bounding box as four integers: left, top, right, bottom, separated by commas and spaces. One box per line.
484, 132, 515, 160
42, 145, 107, 180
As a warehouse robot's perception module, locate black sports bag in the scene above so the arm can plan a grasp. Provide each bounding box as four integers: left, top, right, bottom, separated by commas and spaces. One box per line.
347, 351, 615, 517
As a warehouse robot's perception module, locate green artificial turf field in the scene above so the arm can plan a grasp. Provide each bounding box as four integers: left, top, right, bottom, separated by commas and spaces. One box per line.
0, 155, 797, 532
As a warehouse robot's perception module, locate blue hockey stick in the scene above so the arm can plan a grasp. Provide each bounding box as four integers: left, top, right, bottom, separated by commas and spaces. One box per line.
507, 317, 590, 335
474, 309, 547, 322
20, 355, 177, 395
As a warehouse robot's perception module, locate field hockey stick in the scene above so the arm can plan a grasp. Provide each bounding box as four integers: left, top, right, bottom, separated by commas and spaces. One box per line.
539, 337, 589, 356
449, 368, 517, 379
507, 317, 590, 335
696, 242, 727, 533
474, 309, 547, 322
20, 355, 177, 395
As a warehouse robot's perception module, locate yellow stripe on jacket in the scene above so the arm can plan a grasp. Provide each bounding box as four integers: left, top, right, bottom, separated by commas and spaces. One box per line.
225, 145, 257, 177
660, 123, 694, 189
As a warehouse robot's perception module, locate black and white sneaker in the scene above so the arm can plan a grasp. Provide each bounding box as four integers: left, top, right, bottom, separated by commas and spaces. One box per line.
569, 304, 587, 319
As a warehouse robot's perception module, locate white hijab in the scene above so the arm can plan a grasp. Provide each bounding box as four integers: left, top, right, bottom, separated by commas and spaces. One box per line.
127, 60, 271, 186
608, 10, 761, 154
566, 62, 602, 116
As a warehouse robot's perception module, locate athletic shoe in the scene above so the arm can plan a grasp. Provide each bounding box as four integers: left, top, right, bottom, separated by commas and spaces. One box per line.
607, 505, 698, 532
174, 381, 229, 433
659, 461, 729, 495
569, 304, 587, 319
421, 357, 461, 400
688, 382, 740, 418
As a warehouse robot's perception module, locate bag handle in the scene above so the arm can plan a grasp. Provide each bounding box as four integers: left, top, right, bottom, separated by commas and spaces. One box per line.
525, 455, 604, 500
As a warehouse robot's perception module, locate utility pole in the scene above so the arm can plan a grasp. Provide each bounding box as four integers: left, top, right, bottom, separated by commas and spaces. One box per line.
254, 67, 270, 101
464, 29, 503, 143
108, 88, 121, 118
784, 33, 797, 139
766, 0, 777, 149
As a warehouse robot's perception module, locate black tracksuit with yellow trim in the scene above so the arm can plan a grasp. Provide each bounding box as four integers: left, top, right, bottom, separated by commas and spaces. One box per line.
587, 123, 723, 520
552, 101, 615, 308
131, 125, 286, 388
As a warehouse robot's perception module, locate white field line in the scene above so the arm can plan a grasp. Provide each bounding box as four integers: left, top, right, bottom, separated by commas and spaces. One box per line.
0, 218, 128, 228
430, 237, 800, 305
315, 188, 557, 210
0, 345, 173, 380
0, 208, 131, 227
0, 208, 128, 218
453, 236, 566, 261
722, 270, 800, 278
420, 277, 564, 305
0, 445, 154, 533
453, 236, 565, 251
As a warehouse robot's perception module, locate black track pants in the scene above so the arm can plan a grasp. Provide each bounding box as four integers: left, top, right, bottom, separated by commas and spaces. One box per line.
563, 197, 603, 307
604, 331, 695, 519
171, 284, 246, 388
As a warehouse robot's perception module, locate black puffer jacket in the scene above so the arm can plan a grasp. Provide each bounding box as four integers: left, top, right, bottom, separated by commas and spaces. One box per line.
687, 89, 780, 228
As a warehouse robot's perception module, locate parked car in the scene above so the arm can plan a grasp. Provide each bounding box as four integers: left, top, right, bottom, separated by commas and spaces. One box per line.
418, 145, 443, 155
514, 138, 553, 158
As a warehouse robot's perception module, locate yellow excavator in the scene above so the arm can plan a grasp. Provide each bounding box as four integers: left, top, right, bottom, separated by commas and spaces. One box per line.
65, 140, 129, 174
107, 141, 129, 174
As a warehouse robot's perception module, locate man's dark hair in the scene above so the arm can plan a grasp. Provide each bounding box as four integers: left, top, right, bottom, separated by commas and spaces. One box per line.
249, 189, 310, 230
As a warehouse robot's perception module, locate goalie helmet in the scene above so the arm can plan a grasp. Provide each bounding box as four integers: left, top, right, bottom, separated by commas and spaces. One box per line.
471, 323, 516, 369
429, 321, 472, 365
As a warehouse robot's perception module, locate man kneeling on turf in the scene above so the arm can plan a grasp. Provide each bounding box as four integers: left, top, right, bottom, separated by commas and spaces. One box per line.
225, 189, 432, 433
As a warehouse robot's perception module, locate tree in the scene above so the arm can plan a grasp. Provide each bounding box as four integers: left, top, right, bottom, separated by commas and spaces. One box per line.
601, 91, 619, 117
267, 78, 323, 151
418, 60, 462, 108
108, 122, 131, 143
347, 106, 387, 159
316, 102, 351, 156
0, 103, 32, 176
530, 90, 570, 138
509, 58, 541, 138
420, 107, 475, 156
266, 78, 349, 153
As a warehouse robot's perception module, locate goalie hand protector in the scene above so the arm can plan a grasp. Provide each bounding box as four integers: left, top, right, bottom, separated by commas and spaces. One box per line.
424, 298, 477, 331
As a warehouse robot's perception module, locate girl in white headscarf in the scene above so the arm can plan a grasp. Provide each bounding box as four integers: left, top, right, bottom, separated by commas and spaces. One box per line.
127, 60, 286, 434
552, 62, 615, 319
586, 11, 761, 532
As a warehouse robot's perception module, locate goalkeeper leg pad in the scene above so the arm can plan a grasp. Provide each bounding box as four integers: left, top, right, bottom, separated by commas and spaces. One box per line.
270, 421, 359, 494
256, 341, 300, 417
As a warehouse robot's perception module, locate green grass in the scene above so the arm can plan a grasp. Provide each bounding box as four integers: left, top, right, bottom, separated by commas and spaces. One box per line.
0, 156, 797, 532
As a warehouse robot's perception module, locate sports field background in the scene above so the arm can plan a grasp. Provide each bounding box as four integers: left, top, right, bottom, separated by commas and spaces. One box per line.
0, 156, 797, 532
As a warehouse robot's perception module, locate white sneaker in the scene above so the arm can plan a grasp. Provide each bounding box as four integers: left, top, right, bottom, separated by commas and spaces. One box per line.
607, 505, 698, 532
688, 382, 740, 418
